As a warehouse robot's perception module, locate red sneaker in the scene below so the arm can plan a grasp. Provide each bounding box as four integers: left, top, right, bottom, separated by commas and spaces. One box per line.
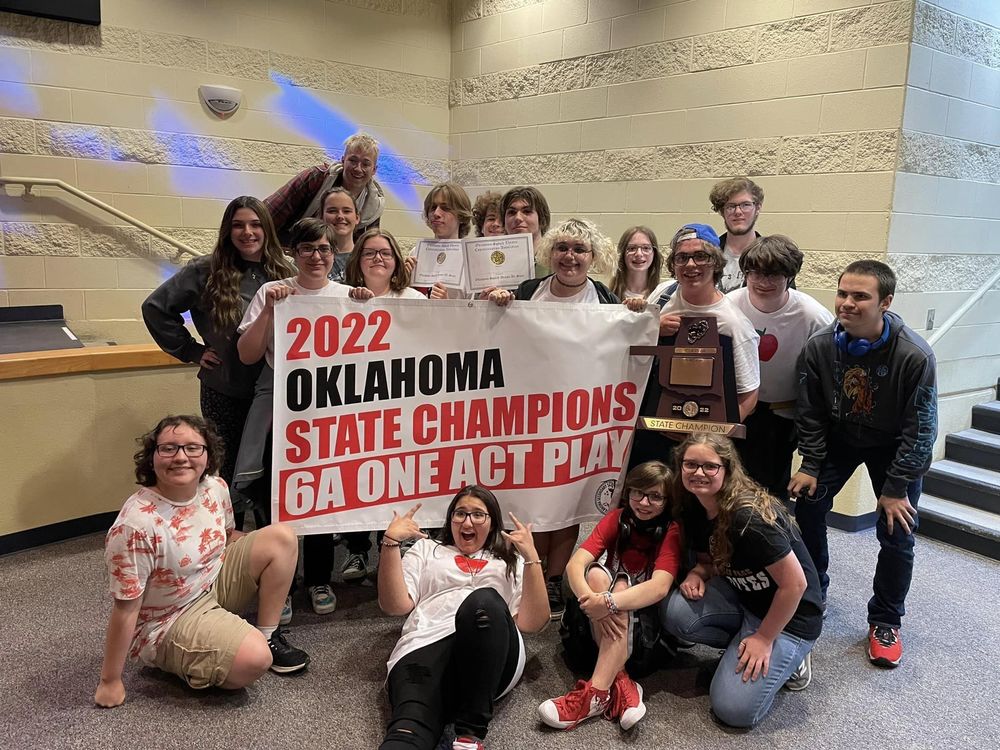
868, 625, 902, 668
452, 737, 484, 750
606, 670, 647, 730
537, 680, 610, 729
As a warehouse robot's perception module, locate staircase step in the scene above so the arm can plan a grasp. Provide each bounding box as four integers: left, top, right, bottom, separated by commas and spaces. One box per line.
971, 401, 1000, 435
917, 494, 1000, 561
922, 459, 1000, 514
945, 429, 1000, 471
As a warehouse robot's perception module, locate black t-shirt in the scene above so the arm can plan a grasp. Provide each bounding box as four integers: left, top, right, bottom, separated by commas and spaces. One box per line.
685, 503, 823, 641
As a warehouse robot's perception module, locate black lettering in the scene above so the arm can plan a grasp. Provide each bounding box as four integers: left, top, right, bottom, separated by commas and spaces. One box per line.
316, 365, 342, 408
446, 350, 478, 392
365, 360, 389, 401
480, 348, 504, 388
392, 357, 415, 399
419, 355, 443, 395
344, 363, 361, 405
286, 369, 312, 412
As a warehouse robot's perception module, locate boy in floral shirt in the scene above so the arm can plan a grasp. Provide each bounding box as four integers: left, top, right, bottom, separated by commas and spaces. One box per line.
95, 415, 309, 707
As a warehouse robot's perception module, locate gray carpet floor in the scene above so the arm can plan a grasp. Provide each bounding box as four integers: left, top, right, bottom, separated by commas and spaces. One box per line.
1, 527, 997, 750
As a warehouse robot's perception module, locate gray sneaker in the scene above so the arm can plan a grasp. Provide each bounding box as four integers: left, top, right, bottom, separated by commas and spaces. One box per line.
785, 652, 812, 691
341, 552, 369, 581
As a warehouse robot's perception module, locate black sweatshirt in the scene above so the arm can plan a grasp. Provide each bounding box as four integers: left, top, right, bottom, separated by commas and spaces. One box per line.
795, 311, 938, 498
141, 255, 272, 399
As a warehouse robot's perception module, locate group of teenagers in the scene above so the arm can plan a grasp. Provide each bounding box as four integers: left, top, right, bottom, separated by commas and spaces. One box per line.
96, 133, 938, 750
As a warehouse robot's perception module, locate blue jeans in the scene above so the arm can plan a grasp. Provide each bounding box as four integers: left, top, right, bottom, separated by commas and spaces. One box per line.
794, 440, 920, 628
660, 580, 815, 728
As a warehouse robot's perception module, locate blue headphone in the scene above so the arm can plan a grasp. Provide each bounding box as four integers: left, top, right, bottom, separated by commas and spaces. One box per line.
834, 313, 891, 356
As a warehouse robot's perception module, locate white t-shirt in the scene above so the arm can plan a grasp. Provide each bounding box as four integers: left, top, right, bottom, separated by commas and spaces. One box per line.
530, 276, 600, 304
237, 278, 349, 367
728, 288, 834, 416
104, 476, 234, 665
387, 539, 525, 694
647, 283, 761, 394
720, 248, 744, 293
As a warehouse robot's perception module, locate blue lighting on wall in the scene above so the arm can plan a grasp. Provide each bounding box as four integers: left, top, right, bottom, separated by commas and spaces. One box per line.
0, 81, 40, 117
268, 73, 423, 211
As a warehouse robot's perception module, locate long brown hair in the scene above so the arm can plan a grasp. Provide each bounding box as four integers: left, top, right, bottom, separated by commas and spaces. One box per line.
672, 433, 792, 572
203, 196, 294, 331
610, 225, 662, 299
436, 485, 518, 581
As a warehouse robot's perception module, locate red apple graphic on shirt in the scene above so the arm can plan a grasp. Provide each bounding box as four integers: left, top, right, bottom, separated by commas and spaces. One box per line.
757, 328, 778, 362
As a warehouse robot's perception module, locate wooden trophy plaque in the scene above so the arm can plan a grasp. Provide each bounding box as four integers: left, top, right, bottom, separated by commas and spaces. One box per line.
630, 316, 746, 438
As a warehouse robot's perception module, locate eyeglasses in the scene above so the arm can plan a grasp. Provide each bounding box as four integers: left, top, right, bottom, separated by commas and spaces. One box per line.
628, 488, 666, 505
361, 249, 393, 260
552, 243, 592, 256
681, 460, 723, 477
625, 244, 656, 254
451, 509, 489, 525
673, 251, 713, 266
723, 201, 757, 214
745, 270, 785, 282
295, 244, 334, 257
156, 443, 207, 458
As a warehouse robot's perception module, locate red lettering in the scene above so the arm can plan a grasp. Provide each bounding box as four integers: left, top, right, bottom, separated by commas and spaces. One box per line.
286, 318, 310, 359
368, 310, 391, 352
285, 420, 311, 462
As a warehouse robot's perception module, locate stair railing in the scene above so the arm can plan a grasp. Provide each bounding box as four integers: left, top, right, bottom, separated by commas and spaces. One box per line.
926, 265, 1000, 349
0, 176, 202, 260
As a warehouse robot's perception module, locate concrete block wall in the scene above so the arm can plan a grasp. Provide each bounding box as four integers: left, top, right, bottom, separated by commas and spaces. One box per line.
449, 0, 914, 294
0, 0, 450, 342
889, 0, 1000, 455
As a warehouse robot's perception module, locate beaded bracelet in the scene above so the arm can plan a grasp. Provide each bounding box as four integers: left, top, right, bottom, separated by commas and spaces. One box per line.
603, 591, 620, 615
523, 559, 543, 566
380, 536, 402, 548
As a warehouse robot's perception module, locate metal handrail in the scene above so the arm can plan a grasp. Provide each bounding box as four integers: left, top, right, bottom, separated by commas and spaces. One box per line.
926, 264, 1000, 348
0, 176, 201, 259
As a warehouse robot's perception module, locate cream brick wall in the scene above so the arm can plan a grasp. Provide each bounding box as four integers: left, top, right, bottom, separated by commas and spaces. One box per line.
0, 0, 450, 341
451, 0, 913, 290
888, 0, 1000, 458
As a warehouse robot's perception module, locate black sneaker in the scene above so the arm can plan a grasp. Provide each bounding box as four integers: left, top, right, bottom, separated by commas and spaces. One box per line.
268, 629, 310, 674
341, 552, 369, 581
546, 576, 565, 620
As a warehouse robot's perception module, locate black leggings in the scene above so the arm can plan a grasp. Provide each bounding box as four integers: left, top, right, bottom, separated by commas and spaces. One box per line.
381, 588, 521, 749
199, 383, 252, 487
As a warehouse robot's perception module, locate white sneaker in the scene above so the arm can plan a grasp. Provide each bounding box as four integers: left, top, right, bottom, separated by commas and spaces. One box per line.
279, 595, 293, 625
308, 584, 337, 615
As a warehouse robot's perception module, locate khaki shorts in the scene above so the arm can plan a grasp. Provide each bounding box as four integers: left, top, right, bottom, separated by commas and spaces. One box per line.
154, 530, 260, 689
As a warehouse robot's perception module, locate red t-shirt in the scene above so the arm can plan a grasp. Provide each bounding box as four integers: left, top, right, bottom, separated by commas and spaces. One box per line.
580, 508, 682, 580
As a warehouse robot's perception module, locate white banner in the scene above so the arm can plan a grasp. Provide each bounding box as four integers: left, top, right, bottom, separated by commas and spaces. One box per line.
271, 297, 658, 533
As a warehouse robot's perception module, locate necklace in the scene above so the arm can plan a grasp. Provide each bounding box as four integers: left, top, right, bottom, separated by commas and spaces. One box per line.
553, 276, 588, 293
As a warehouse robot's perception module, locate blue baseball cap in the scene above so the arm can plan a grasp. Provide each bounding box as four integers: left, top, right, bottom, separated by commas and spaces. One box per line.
670, 223, 721, 250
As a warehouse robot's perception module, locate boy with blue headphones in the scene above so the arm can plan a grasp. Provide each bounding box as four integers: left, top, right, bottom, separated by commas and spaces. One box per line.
789, 260, 937, 669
